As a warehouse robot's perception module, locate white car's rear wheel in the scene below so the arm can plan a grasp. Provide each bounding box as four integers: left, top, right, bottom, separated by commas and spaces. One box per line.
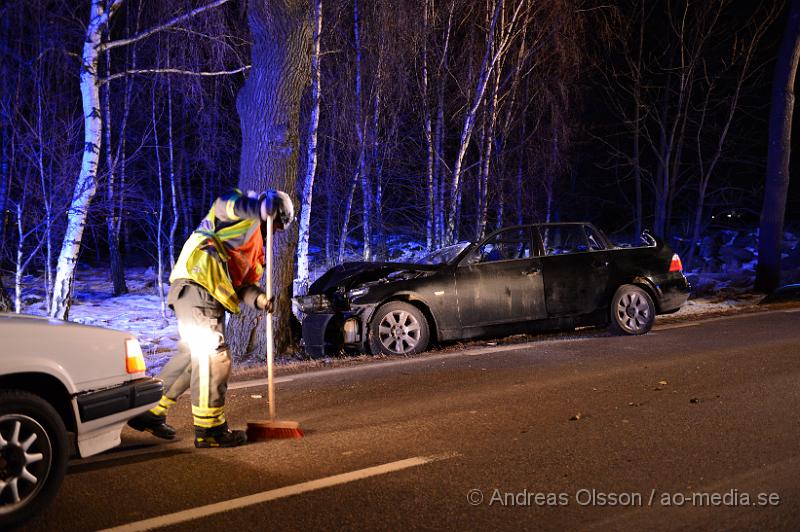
0, 391, 68, 528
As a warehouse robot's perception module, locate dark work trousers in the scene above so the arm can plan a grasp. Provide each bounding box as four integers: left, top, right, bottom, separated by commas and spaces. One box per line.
150, 281, 231, 430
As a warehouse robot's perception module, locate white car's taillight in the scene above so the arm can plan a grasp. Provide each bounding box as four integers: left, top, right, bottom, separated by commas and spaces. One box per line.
125, 338, 147, 373
669, 253, 683, 272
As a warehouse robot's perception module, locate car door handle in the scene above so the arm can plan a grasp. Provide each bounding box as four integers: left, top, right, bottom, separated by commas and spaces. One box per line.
524, 266, 542, 276
592, 260, 609, 269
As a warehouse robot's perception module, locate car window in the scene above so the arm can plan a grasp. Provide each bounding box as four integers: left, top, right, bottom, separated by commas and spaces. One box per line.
472, 228, 531, 264
538, 225, 590, 255
584, 226, 606, 251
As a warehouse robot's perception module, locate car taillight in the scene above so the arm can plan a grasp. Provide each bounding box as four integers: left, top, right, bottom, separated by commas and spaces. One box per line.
669, 253, 683, 272
125, 338, 147, 373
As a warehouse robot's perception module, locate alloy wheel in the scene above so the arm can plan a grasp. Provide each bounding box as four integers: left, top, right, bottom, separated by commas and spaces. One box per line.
616, 290, 651, 333
378, 310, 421, 354
0, 415, 51, 515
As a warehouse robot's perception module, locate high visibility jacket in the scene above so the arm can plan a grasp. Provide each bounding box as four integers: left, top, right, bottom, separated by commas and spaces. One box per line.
170, 190, 265, 313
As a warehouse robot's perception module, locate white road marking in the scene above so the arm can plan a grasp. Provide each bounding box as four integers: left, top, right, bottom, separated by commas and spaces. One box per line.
101, 453, 456, 532
783, 308, 800, 313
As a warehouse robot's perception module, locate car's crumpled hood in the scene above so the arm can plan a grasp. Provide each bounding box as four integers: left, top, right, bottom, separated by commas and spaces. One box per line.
308, 262, 441, 295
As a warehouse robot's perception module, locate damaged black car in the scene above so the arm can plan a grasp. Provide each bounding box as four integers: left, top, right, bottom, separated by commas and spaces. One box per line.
294, 223, 690, 357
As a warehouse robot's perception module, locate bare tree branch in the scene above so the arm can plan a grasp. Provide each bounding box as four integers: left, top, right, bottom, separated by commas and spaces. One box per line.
101, 65, 250, 84
101, 0, 232, 51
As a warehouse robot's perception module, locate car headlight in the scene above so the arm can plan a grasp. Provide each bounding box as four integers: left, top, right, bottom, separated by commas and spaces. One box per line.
294, 294, 333, 313
347, 287, 369, 300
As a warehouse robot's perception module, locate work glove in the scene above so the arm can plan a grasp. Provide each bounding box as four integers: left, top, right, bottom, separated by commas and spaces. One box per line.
255, 292, 275, 313
260, 190, 295, 231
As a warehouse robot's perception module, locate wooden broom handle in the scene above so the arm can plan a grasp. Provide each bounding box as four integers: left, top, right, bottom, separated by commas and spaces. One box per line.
266, 214, 275, 421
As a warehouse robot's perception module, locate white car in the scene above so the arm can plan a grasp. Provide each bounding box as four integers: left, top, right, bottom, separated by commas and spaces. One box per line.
0, 314, 162, 526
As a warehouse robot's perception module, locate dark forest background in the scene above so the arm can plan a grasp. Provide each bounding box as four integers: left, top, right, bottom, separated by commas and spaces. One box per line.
0, 0, 797, 329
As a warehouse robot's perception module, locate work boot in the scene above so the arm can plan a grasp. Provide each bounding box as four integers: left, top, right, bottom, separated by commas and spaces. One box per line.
194, 423, 247, 448
127, 411, 177, 440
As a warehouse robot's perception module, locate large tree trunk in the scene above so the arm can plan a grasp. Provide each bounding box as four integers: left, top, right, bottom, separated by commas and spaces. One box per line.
50, 0, 109, 319
228, 0, 311, 357
756, 0, 800, 293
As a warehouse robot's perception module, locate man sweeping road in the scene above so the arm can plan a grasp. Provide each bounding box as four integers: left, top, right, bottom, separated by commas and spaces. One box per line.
128, 189, 294, 448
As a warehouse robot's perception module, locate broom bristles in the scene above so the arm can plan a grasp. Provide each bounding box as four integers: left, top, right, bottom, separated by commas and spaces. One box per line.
247, 420, 304, 440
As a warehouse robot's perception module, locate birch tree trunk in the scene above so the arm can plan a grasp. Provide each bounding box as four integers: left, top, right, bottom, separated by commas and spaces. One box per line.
632, 2, 644, 237
338, 171, 358, 263
103, 32, 128, 296
435, 1, 454, 248
294, 0, 323, 299
324, 121, 335, 266
50, 0, 116, 319
167, 73, 179, 268
756, 0, 800, 292
422, 0, 434, 251
353, 0, 371, 261
372, 85, 386, 260
477, 59, 500, 240
0, 136, 8, 255
228, 0, 311, 357
446, 0, 523, 244
35, 87, 54, 310
151, 82, 167, 318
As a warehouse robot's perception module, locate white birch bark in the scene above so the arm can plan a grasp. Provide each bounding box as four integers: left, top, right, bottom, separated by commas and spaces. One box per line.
434, 2, 453, 248
167, 72, 178, 268
50, 0, 119, 319
35, 88, 53, 311
353, 0, 371, 261
446, 0, 524, 244
294, 0, 323, 298
422, 0, 434, 251
152, 82, 167, 318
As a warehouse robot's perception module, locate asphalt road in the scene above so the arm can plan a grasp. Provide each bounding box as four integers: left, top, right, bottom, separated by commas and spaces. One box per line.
26, 309, 800, 531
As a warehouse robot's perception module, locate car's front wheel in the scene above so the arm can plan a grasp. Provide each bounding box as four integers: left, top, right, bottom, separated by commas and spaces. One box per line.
0, 390, 68, 528
609, 284, 655, 335
369, 301, 430, 356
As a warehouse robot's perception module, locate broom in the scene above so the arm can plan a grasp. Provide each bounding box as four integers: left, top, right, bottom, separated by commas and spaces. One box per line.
246, 213, 304, 440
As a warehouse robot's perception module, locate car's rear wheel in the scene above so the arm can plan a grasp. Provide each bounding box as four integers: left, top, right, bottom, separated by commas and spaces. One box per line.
0, 391, 68, 528
610, 284, 655, 335
369, 301, 430, 356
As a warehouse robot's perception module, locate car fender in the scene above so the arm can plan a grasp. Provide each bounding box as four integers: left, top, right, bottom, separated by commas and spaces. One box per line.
0, 359, 78, 395
628, 276, 661, 305
365, 291, 442, 340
